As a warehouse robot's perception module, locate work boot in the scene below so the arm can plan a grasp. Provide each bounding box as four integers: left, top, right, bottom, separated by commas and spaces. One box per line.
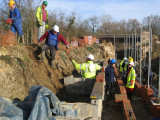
51, 60, 54, 67
21, 35, 25, 44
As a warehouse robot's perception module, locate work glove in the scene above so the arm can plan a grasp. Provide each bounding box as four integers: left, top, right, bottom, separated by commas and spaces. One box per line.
45, 24, 49, 28
66, 45, 69, 49
69, 57, 74, 61
38, 21, 43, 26
6, 18, 12, 24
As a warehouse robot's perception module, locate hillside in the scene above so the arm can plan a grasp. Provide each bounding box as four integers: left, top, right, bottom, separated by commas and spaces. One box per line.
0, 43, 114, 100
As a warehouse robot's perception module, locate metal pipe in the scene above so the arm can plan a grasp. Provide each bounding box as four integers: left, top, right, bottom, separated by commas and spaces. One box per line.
129, 35, 130, 57
148, 20, 151, 88
131, 33, 134, 58
137, 34, 139, 62
124, 36, 125, 58
126, 35, 128, 57
135, 28, 137, 62
158, 56, 160, 99
140, 27, 142, 85
114, 34, 116, 58
144, 32, 146, 66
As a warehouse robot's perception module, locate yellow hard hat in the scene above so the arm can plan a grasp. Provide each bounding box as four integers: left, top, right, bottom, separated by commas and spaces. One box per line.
129, 57, 133, 62
8, 0, 15, 6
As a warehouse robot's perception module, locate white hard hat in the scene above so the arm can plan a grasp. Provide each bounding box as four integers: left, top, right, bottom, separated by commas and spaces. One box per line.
129, 61, 134, 66
124, 57, 128, 61
53, 25, 59, 32
87, 54, 94, 60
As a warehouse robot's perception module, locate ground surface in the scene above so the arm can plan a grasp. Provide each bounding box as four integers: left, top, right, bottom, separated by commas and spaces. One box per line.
101, 86, 153, 120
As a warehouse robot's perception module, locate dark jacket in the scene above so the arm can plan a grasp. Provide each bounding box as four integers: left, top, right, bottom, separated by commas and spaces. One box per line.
10, 7, 22, 26
39, 31, 68, 50
105, 65, 115, 83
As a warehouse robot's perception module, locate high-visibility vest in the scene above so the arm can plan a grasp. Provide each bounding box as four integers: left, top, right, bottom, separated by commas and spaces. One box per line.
72, 60, 101, 78
126, 67, 136, 88
119, 60, 124, 72
36, 5, 49, 28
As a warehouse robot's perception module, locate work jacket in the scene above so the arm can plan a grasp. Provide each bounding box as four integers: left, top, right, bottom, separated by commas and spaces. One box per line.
119, 60, 124, 72
105, 64, 115, 83
10, 7, 22, 26
72, 60, 101, 78
126, 67, 136, 89
39, 31, 68, 50
36, 5, 49, 27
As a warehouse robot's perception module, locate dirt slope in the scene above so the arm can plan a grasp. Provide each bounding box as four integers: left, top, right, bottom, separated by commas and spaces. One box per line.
0, 43, 112, 100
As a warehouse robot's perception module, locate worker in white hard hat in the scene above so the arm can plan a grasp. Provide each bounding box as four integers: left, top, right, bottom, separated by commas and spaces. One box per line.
38, 25, 69, 67
70, 54, 101, 78
126, 61, 136, 100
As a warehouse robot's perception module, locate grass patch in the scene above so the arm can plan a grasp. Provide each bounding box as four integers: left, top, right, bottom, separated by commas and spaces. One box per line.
0, 55, 13, 65
15, 56, 26, 70
24, 57, 30, 63
87, 47, 93, 52
60, 54, 66, 60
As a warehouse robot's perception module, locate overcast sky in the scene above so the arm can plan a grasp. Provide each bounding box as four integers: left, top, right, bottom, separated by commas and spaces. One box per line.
1, 0, 160, 21
46, 0, 160, 21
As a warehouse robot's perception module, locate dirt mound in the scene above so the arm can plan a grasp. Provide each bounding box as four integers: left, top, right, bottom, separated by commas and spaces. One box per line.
0, 43, 111, 100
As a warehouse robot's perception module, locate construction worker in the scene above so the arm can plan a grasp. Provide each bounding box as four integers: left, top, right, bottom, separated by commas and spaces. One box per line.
105, 59, 116, 99
119, 57, 128, 83
126, 61, 136, 100
38, 25, 69, 67
70, 54, 101, 78
6, 0, 24, 44
36, 1, 49, 42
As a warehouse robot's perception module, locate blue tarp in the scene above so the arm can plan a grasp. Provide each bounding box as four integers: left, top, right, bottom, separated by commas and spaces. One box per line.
0, 86, 78, 120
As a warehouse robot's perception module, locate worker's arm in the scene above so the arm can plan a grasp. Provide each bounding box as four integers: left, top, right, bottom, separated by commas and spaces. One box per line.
36, 7, 41, 21
10, 8, 20, 21
72, 60, 81, 70
131, 69, 136, 86
39, 31, 49, 42
95, 64, 102, 70
58, 34, 68, 45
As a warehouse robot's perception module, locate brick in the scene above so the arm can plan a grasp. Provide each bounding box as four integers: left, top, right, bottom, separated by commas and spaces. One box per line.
119, 85, 127, 94
96, 76, 105, 82
123, 102, 136, 120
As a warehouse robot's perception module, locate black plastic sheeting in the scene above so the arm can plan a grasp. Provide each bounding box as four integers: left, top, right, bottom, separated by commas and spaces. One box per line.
0, 86, 78, 120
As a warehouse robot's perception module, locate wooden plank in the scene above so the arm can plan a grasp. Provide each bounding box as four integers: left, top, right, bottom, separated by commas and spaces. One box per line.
90, 82, 104, 99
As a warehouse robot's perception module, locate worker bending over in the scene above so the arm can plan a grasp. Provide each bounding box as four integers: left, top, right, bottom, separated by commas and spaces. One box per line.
70, 54, 101, 78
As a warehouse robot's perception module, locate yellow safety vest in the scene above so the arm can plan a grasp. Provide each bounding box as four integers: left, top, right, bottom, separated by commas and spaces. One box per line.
72, 60, 101, 78
119, 60, 124, 72
36, 5, 49, 28
126, 67, 136, 88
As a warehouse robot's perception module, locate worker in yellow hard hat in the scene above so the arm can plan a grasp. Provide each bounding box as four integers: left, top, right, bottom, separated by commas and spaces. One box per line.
6, 0, 24, 44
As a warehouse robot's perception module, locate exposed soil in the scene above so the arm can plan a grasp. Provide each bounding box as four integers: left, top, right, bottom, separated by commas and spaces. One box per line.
0, 43, 108, 101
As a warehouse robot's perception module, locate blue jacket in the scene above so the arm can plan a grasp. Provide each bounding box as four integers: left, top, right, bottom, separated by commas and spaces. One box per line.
105, 65, 115, 83
10, 7, 22, 26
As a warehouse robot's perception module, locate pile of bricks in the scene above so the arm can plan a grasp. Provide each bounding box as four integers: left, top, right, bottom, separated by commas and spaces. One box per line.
123, 102, 136, 120
96, 72, 105, 82
115, 94, 128, 106
150, 100, 160, 118
134, 81, 142, 97
0, 29, 17, 46
141, 85, 154, 104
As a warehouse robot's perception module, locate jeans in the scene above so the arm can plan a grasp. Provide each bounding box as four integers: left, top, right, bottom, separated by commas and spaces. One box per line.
38, 22, 45, 41
41, 44, 56, 60
11, 24, 23, 35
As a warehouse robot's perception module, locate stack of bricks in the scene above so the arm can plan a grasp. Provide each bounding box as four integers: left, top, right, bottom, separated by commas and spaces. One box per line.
119, 85, 127, 94
141, 85, 153, 104
150, 101, 160, 118
96, 72, 105, 82
123, 102, 136, 120
134, 81, 142, 97
115, 94, 128, 106
116, 79, 123, 93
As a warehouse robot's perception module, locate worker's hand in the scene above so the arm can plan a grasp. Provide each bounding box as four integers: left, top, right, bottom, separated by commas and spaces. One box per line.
66, 45, 69, 49
69, 57, 74, 61
6, 18, 12, 24
38, 42, 41, 47
38, 21, 43, 26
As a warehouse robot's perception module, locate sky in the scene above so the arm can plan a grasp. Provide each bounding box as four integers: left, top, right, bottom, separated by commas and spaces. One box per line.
46, 0, 160, 22
1, 0, 160, 22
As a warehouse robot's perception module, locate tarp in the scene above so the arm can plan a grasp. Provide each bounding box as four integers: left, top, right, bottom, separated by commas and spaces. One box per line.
0, 86, 78, 120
